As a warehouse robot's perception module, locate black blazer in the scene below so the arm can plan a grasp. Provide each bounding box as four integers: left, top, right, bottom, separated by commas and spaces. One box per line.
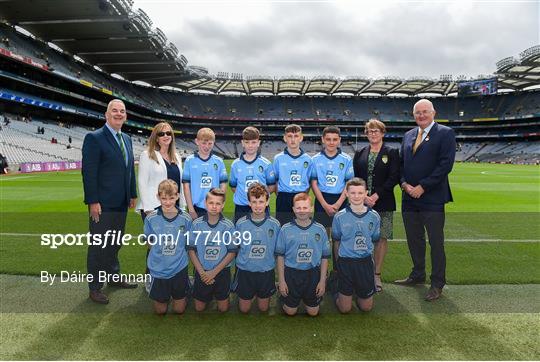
400, 122, 456, 209
353, 143, 400, 212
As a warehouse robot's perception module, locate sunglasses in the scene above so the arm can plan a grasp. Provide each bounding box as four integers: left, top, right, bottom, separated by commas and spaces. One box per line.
157, 131, 172, 137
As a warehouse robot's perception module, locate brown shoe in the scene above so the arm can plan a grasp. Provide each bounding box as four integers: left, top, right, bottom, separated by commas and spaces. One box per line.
424, 287, 443, 301
393, 277, 425, 286
89, 290, 109, 304
108, 281, 138, 289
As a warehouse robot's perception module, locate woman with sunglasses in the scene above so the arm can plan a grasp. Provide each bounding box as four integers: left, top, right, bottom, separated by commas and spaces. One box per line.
137, 122, 186, 218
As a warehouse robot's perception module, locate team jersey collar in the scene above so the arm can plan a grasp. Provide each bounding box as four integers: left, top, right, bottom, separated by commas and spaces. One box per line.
248, 213, 268, 227
284, 147, 305, 159
322, 147, 342, 160
156, 206, 181, 222
195, 151, 213, 162
346, 205, 370, 219
292, 218, 314, 230
240, 152, 260, 165
203, 213, 224, 228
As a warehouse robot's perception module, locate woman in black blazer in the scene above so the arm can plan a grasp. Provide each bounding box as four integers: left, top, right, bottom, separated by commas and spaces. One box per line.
353, 119, 400, 292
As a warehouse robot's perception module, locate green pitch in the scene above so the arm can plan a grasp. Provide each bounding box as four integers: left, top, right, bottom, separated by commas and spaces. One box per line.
0, 162, 539, 360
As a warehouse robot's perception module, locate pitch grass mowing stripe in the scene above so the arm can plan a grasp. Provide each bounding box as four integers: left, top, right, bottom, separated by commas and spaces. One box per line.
0, 274, 539, 360
1, 239, 539, 285
1, 274, 539, 314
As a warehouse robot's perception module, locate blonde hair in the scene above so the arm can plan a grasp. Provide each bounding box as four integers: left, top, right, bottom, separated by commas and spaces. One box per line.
197, 127, 215, 141
146, 122, 178, 164
205, 188, 226, 202
158, 179, 179, 197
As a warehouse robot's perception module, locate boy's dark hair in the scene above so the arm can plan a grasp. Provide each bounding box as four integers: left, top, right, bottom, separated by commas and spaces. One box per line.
242, 126, 260, 141
322, 126, 341, 137
284, 124, 302, 134
247, 183, 269, 201
205, 188, 226, 202
345, 177, 367, 191
158, 179, 179, 196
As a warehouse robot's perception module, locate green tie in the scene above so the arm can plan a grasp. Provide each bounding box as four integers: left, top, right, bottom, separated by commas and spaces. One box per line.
116, 132, 127, 165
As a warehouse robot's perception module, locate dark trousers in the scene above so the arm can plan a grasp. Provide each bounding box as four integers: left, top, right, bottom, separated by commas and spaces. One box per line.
87, 208, 127, 291
402, 204, 446, 289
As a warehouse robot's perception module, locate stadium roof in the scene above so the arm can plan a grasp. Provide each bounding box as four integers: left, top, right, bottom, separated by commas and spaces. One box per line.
0, 0, 538, 96
176, 47, 540, 96
0, 0, 194, 86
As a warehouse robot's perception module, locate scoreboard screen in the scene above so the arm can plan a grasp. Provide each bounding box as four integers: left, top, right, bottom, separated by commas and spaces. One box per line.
458, 78, 498, 97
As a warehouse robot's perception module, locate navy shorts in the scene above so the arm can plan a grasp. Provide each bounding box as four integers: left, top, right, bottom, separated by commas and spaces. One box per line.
314, 192, 347, 228
337, 256, 375, 299
232, 268, 276, 300
193, 267, 231, 303
281, 266, 322, 308
149, 267, 190, 303
276, 192, 298, 226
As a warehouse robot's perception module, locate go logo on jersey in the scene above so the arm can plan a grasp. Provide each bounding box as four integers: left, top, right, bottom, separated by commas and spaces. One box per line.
354, 233, 368, 251
325, 171, 338, 187
204, 246, 220, 260
289, 170, 301, 186
245, 176, 259, 189
296, 243, 313, 263
200, 172, 213, 189
249, 243, 266, 259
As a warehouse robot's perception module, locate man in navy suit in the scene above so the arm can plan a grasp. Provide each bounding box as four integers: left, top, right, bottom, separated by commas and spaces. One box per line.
82, 99, 138, 304
395, 99, 456, 301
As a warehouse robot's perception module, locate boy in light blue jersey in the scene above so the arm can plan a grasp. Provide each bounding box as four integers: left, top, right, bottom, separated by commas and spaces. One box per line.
332, 177, 380, 313
182, 128, 228, 220
187, 188, 237, 312
233, 183, 281, 313
273, 124, 313, 226
275, 193, 330, 316
311, 126, 354, 275
230, 126, 276, 223
145, 180, 192, 315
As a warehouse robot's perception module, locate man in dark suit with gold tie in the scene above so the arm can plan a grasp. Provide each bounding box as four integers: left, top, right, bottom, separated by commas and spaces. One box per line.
395, 99, 456, 301
82, 99, 138, 304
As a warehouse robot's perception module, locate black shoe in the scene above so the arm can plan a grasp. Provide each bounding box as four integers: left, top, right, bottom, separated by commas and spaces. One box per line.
424, 287, 443, 301
393, 277, 425, 286
89, 290, 109, 304
108, 281, 138, 289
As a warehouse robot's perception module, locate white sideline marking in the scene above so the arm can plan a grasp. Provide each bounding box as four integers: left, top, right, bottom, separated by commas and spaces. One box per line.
0, 233, 538, 242
0, 176, 37, 181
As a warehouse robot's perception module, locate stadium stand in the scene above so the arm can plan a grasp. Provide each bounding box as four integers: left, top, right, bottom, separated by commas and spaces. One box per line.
0, 11, 538, 169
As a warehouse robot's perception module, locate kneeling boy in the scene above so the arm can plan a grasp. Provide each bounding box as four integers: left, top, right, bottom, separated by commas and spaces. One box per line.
275, 193, 330, 316
145, 180, 192, 315
234, 183, 281, 313
188, 188, 237, 312
332, 178, 380, 313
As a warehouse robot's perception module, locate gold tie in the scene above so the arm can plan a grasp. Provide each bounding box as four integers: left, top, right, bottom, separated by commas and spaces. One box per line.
412, 129, 423, 154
